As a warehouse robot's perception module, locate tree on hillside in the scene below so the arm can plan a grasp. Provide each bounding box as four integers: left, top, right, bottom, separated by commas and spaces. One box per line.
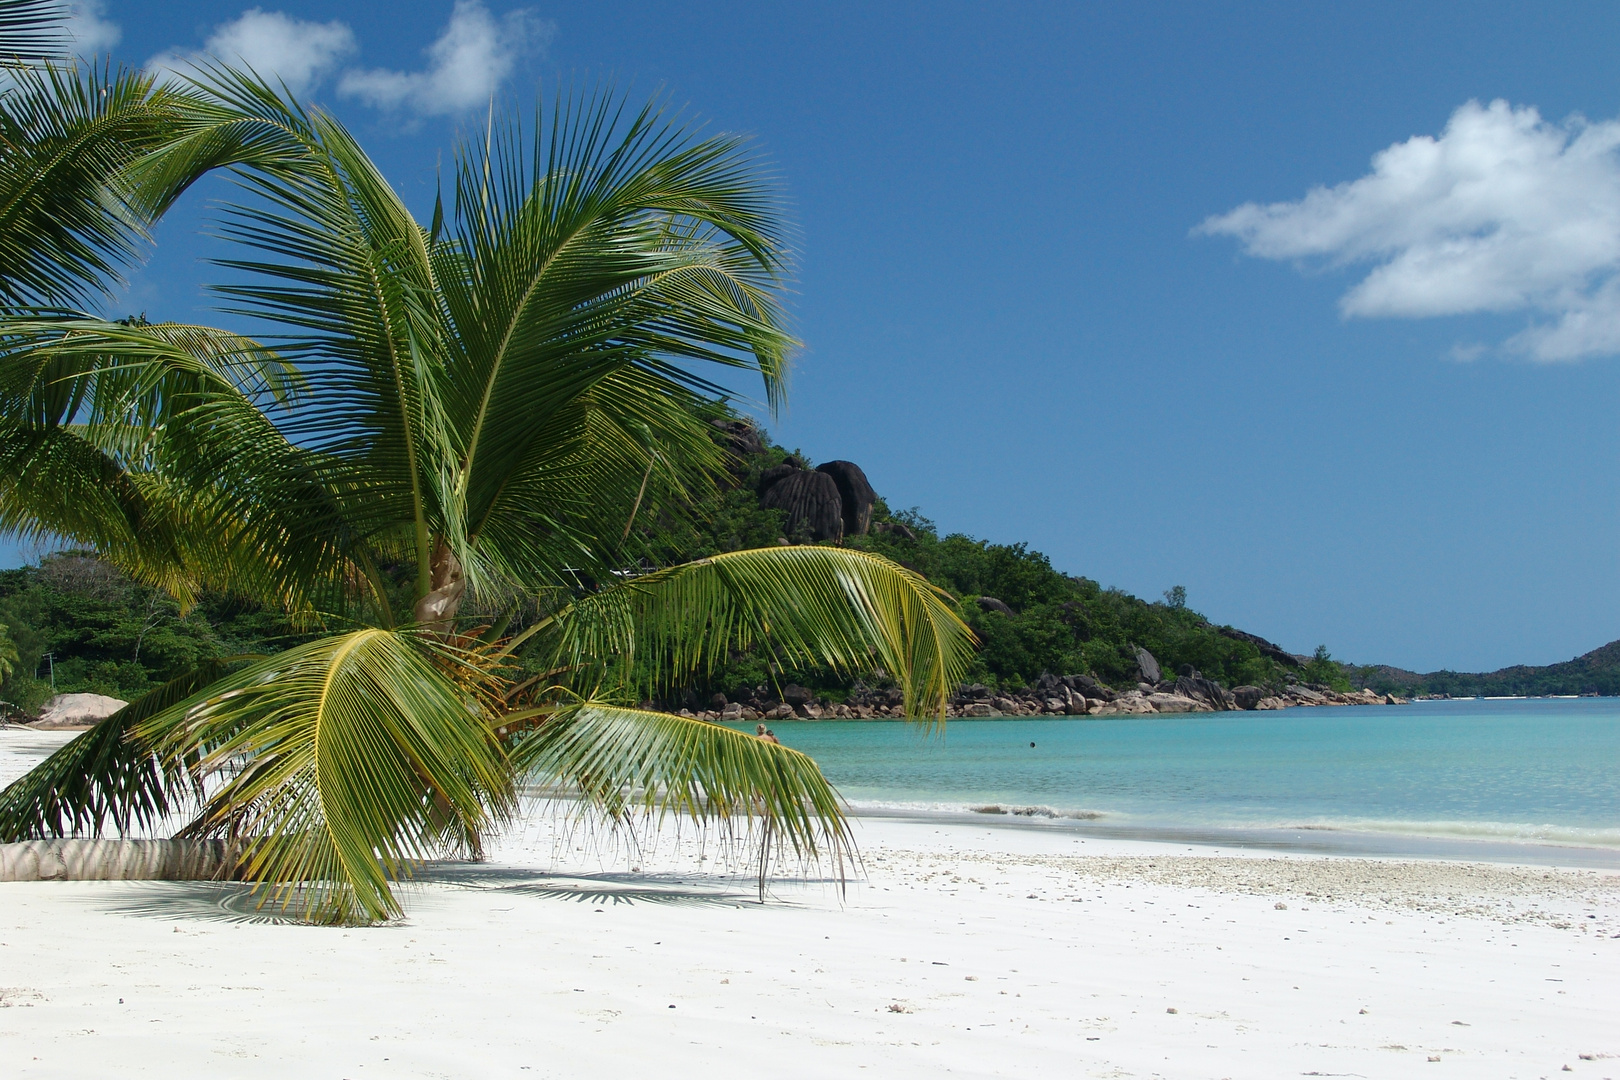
0, 66, 973, 921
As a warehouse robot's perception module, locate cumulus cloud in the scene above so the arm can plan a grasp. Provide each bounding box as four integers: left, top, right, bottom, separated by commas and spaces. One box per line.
338, 1, 551, 117
1198, 99, 1620, 361
147, 8, 356, 96
63, 0, 121, 55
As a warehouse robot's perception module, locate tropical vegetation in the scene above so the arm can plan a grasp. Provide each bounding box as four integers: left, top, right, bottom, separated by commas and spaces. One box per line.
0, 5, 973, 922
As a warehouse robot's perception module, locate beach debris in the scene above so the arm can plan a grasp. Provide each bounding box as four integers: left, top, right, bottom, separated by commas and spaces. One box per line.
1166, 1007, 1178, 1014
887, 1002, 912, 1013
1275, 902, 1288, 909
1428, 1055, 1441, 1062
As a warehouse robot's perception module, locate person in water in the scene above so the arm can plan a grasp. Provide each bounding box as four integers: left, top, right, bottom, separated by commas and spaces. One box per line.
755, 723, 781, 745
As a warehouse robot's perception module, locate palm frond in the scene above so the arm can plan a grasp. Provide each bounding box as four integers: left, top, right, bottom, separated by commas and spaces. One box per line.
530, 545, 977, 720
508, 702, 852, 887
0, 317, 361, 614
0, 660, 243, 841
0, 0, 67, 64
140, 629, 513, 922
0, 62, 196, 307
441, 95, 794, 526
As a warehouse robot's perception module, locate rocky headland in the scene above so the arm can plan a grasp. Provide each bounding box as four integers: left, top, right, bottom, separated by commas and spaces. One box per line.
675, 643, 1408, 723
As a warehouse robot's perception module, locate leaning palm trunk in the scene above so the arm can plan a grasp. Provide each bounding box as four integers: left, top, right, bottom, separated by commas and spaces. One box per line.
0, 70, 978, 922
0, 838, 240, 882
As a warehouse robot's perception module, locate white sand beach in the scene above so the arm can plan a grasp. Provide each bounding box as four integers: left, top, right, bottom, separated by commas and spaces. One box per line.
1, 730, 1617, 1079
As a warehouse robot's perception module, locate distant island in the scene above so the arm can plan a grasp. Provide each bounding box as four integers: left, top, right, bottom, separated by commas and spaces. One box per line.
1346, 641, 1620, 699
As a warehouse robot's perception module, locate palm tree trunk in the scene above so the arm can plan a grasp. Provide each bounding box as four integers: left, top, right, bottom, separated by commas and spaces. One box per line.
412, 537, 466, 633
0, 839, 241, 881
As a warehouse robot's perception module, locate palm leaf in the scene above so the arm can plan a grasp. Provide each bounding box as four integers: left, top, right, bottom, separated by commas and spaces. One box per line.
0, 0, 66, 64
0, 660, 244, 841
0, 62, 197, 307
529, 545, 977, 720
140, 629, 514, 922
508, 702, 853, 892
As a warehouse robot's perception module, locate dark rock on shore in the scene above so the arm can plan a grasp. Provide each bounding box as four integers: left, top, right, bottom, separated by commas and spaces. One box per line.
1171, 672, 1232, 710
1232, 685, 1266, 710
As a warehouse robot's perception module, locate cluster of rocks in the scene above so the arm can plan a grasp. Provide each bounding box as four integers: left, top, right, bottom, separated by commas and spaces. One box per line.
1247, 684, 1406, 710
944, 669, 1405, 719
671, 682, 913, 723
669, 641, 1409, 722
733, 427, 879, 544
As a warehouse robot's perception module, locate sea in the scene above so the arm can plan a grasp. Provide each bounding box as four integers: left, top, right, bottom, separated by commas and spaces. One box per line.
732, 697, 1620, 866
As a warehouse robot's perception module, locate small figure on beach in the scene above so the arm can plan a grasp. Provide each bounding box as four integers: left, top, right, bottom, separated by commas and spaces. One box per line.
756, 723, 781, 745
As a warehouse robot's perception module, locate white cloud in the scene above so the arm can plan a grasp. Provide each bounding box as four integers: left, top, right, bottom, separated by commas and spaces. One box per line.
64, 0, 121, 55
338, 1, 551, 117
147, 9, 356, 96
1198, 100, 1620, 361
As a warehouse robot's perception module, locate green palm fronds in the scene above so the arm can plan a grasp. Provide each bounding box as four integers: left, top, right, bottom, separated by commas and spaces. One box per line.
0, 0, 68, 64
0, 70, 979, 921
143, 630, 513, 923
531, 545, 975, 721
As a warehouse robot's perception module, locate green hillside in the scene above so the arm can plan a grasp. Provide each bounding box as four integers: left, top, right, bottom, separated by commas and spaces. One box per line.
0, 410, 1329, 716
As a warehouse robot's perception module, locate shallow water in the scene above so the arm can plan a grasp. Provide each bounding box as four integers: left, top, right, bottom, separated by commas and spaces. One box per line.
733, 698, 1620, 853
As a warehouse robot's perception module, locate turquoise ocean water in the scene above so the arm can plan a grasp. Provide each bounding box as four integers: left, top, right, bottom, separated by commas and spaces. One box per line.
732, 698, 1620, 859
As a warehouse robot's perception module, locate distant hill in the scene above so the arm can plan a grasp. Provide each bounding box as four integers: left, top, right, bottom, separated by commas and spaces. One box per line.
1349, 640, 1620, 698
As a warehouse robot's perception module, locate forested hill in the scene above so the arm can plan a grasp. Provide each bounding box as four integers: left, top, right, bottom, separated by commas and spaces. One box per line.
0, 410, 1352, 716
629, 412, 1342, 704
1349, 639, 1620, 698
29, 409, 1590, 715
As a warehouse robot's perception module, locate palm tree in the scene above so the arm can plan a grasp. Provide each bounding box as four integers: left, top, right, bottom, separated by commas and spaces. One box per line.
0, 71, 974, 922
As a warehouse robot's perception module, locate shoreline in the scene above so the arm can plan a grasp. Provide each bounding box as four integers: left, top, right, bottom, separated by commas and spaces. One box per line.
7, 726, 1619, 870
847, 803, 1620, 869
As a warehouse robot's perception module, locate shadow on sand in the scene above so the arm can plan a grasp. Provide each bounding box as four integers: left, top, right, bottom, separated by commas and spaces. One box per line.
74, 864, 847, 923
78, 881, 317, 925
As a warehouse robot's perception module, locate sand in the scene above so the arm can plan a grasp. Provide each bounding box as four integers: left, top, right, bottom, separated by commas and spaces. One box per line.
1, 729, 1617, 1078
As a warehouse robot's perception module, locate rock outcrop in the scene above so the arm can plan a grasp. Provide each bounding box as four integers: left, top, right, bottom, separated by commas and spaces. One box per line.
710, 418, 766, 460
1171, 673, 1232, 711
1231, 685, 1266, 710
33, 693, 126, 730
663, 670, 1407, 723
756, 456, 879, 541
1134, 646, 1162, 685
1215, 626, 1302, 668
760, 469, 845, 541
977, 596, 1015, 617
815, 460, 877, 537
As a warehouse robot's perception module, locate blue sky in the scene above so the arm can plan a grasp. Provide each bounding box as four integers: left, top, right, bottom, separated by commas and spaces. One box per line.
33, 1, 1620, 671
